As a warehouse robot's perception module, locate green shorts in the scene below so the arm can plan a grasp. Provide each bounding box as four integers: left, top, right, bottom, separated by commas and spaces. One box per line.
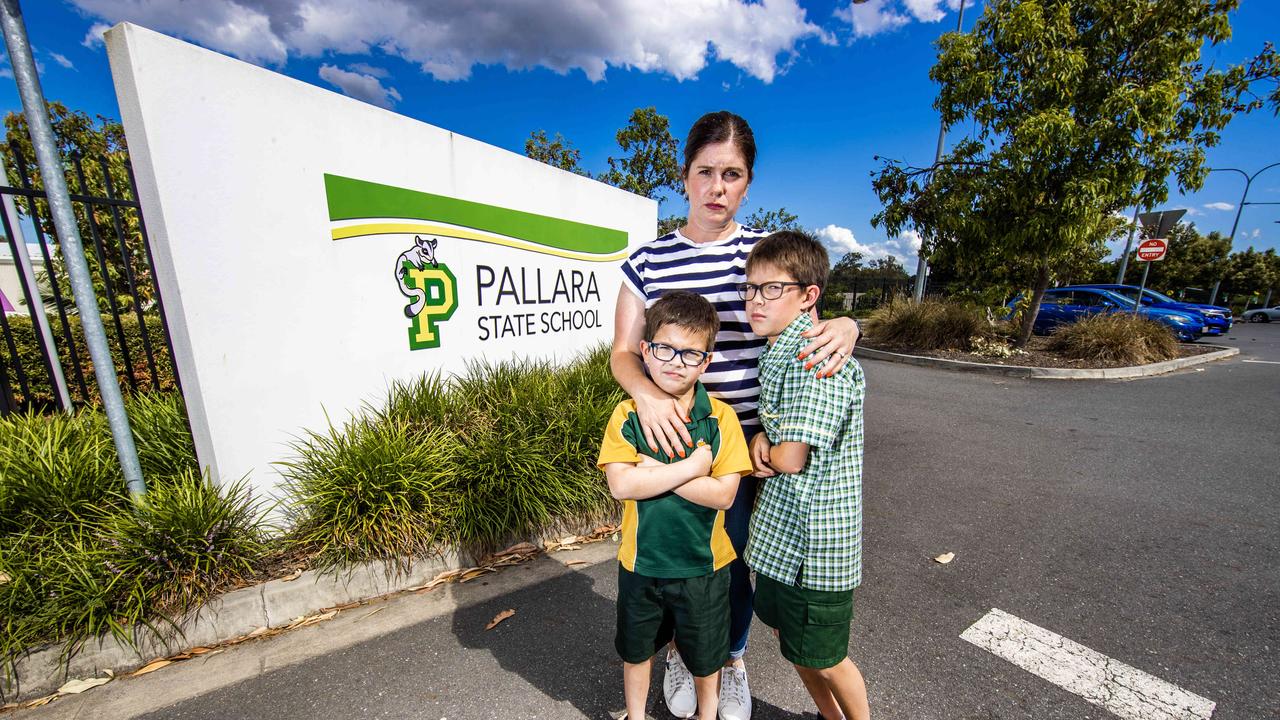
615, 565, 730, 677
753, 572, 854, 669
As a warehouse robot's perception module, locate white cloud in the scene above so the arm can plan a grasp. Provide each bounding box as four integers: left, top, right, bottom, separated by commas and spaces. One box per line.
813, 224, 920, 268
71, 0, 827, 83
903, 0, 947, 22
82, 22, 111, 48
318, 64, 402, 108
1203, 201, 1234, 211
347, 62, 388, 78
49, 52, 75, 69
1250, 228, 1261, 239
834, 0, 910, 38
1183, 207, 1202, 216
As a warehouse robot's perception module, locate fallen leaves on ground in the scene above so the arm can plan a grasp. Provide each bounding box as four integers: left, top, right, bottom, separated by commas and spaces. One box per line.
130, 659, 172, 677
933, 552, 955, 564
280, 568, 304, 582
56, 676, 111, 694
485, 609, 516, 630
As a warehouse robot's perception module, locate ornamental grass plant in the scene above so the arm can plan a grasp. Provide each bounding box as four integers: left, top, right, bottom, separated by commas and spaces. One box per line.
0, 395, 266, 695
282, 344, 622, 566
863, 298, 995, 351
1047, 313, 1180, 365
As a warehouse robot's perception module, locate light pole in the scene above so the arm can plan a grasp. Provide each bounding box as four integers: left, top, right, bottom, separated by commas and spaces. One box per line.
912, 0, 967, 302
1206, 162, 1280, 305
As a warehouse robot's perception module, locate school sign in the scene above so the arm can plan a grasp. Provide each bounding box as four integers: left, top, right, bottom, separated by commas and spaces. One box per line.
106, 24, 654, 496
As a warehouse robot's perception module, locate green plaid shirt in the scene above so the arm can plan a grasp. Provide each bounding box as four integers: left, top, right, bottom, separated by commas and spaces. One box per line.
745, 313, 865, 592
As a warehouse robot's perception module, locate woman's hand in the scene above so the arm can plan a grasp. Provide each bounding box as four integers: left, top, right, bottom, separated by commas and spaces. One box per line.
798, 316, 860, 379
749, 432, 776, 478
632, 388, 694, 459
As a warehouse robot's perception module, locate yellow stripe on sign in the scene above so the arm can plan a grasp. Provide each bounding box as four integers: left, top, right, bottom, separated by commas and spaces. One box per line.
331, 222, 631, 263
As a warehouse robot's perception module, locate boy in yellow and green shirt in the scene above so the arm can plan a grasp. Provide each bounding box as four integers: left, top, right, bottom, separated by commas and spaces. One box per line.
598, 290, 753, 720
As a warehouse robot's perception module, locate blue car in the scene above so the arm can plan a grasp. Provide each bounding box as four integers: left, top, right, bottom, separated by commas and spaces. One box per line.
1072, 284, 1233, 335
1011, 287, 1206, 342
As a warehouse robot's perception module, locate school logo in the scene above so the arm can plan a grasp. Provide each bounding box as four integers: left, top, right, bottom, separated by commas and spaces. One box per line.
395, 235, 457, 350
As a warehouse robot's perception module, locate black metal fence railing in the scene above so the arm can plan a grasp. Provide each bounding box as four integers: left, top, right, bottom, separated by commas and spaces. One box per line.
0, 145, 179, 416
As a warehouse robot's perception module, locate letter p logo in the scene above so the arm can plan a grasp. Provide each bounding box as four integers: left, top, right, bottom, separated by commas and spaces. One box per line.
406, 263, 458, 350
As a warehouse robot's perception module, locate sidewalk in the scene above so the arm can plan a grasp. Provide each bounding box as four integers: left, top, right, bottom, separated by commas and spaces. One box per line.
13, 541, 814, 720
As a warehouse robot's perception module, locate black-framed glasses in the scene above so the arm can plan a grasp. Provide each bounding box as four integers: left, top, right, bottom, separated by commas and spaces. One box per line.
647, 342, 710, 366
737, 281, 808, 301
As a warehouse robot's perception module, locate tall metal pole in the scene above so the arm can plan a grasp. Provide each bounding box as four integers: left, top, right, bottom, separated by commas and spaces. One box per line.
1, 0, 145, 498
913, 0, 966, 303
1115, 205, 1141, 283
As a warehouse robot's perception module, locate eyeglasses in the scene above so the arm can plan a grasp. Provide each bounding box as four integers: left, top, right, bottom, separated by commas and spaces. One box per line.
737, 281, 808, 301
647, 342, 710, 366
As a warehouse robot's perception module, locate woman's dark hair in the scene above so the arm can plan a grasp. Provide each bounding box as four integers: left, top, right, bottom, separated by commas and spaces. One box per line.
682, 111, 756, 181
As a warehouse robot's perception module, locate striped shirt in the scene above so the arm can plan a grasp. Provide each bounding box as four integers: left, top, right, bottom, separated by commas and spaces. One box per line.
621, 225, 769, 434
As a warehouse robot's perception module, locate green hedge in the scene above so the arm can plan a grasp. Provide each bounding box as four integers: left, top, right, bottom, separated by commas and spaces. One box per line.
1, 312, 176, 409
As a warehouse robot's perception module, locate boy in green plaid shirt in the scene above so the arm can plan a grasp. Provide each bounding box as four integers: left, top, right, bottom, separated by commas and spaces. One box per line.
740, 231, 869, 720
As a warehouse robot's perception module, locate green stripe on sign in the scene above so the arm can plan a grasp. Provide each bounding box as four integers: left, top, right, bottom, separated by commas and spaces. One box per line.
325, 173, 628, 255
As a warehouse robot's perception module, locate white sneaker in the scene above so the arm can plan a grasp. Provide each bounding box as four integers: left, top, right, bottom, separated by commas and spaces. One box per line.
718, 663, 752, 720
663, 650, 697, 719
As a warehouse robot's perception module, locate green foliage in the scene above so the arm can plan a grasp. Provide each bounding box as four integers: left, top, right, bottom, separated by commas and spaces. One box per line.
598, 107, 682, 205
1047, 313, 1179, 365
1, 313, 176, 409
282, 344, 622, 565
657, 215, 686, 236
743, 207, 800, 232
863, 298, 994, 351
3, 101, 154, 314
1221, 246, 1279, 300
523, 130, 590, 177
871, 0, 1277, 347
0, 409, 119, 535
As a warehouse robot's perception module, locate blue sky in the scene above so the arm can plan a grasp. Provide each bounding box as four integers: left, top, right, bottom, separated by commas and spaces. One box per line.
2, 0, 1277, 268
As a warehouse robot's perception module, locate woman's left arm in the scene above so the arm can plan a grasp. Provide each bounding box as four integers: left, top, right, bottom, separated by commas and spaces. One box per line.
798, 316, 860, 379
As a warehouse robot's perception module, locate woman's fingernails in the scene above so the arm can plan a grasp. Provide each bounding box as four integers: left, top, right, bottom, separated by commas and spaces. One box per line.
678, 449, 686, 458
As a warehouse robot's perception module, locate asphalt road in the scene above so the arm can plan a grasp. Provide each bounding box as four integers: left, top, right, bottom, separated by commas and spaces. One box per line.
25, 323, 1279, 720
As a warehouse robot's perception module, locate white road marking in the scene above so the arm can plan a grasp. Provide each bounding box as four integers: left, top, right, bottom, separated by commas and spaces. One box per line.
1241, 359, 1280, 365
961, 608, 1215, 720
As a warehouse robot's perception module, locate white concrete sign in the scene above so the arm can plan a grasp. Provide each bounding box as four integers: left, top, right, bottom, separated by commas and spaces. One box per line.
106, 24, 654, 496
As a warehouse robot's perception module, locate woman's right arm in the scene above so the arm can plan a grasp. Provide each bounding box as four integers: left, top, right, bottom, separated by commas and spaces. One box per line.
610, 285, 694, 458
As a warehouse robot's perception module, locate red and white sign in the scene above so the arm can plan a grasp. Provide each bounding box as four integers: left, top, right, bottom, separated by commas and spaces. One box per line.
1137, 239, 1168, 262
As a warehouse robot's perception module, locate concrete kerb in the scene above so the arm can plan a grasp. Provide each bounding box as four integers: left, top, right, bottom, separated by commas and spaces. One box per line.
853, 344, 1239, 379
5, 549, 467, 702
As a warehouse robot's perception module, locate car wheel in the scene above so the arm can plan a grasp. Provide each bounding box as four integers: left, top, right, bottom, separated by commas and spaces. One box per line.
1248, 313, 1267, 323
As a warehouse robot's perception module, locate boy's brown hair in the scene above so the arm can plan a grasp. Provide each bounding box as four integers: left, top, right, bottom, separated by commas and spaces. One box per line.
644, 290, 720, 350
745, 230, 830, 299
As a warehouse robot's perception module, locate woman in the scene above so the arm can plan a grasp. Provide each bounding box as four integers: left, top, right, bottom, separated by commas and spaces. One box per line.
610, 111, 859, 720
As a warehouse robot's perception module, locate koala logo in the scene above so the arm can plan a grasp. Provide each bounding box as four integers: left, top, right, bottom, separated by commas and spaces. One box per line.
396, 235, 457, 350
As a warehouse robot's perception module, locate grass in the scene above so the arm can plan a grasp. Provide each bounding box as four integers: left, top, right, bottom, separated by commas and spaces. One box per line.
1047, 313, 1179, 365
0, 395, 265, 696
862, 298, 996, 351
282, 343, 622, 567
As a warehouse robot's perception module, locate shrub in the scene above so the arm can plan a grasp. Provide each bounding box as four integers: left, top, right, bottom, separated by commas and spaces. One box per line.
284, 344, 622, 564
1, 313, 175, 409
1, 474, 266, 693
1047, 313, 1179, 365
863, 298, 994, 351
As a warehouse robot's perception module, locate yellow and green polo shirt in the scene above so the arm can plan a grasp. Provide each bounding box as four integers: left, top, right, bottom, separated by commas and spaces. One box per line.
597, 382, 753, 579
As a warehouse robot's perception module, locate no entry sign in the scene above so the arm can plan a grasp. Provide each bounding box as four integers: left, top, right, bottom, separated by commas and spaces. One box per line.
1137, 239, 1168, 262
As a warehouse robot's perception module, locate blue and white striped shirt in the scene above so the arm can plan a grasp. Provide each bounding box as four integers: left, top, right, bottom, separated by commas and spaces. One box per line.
621, 225, 769, 435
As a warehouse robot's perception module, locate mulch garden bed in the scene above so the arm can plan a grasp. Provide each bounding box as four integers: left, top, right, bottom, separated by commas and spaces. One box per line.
861, 336, 1220, 370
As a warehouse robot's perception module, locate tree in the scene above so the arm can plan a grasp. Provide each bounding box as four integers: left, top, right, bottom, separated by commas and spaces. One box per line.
743, 207, 800, 232
1127, 224, 1231, 296
598, 107, 682, 205
523, 130, 590, 177
2, 101, 153, 313
871, 0, 1278, 347
1222, 247, 1278, 303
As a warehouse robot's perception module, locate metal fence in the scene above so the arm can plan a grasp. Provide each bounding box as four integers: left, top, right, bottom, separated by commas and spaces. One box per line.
0, 144, 178, 416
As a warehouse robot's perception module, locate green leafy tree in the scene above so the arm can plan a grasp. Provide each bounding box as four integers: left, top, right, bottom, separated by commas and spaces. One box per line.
598, 107, 682, 205
743, 207, 800, 232
871, 0, 1278, 346
523, 130, 590, 177
1222, 246, 1278, 303
656, 215, 686, 236
1128, 224, 1232, 296
2, 101, 153, 313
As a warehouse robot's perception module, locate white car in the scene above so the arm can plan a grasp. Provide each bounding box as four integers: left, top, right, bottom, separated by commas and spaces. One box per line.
1241, 306, 1280, 323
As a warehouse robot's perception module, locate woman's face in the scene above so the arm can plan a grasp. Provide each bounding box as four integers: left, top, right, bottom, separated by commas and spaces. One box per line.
684, 140, 750, 233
